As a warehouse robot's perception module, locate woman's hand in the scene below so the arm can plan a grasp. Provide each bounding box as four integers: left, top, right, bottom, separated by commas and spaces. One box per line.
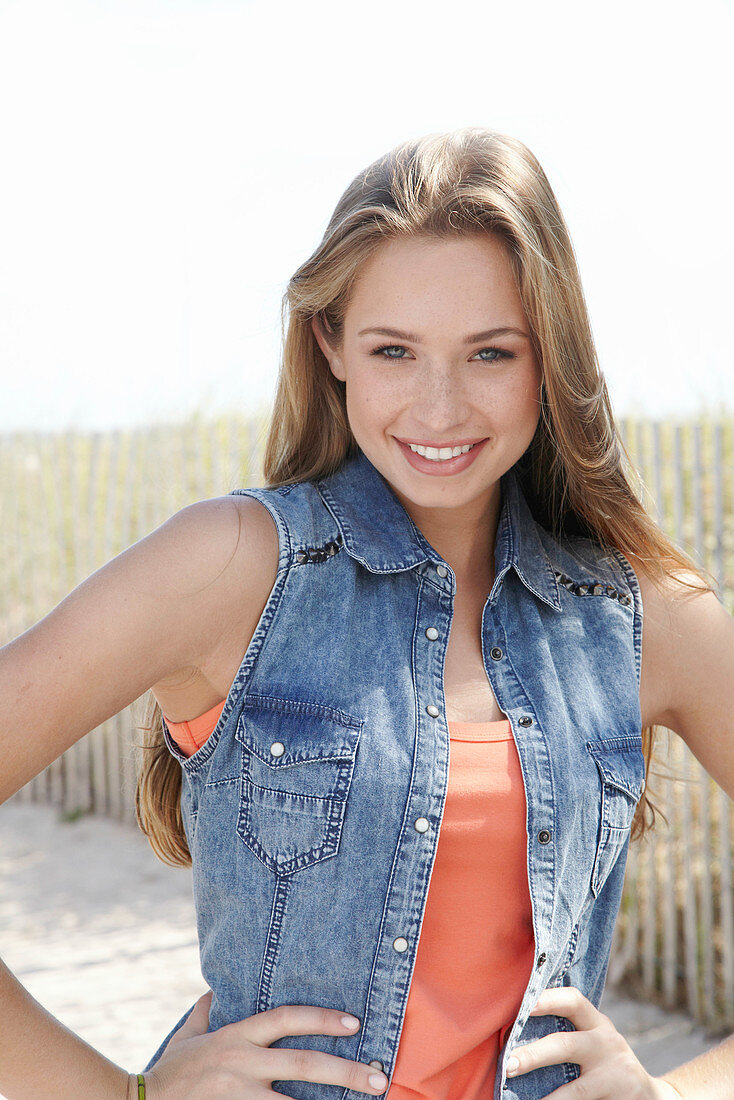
140, 989, 391, 1098
505, 986, 685, 1099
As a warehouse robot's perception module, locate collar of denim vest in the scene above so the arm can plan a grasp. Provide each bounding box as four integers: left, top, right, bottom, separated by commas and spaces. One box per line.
316, 446, 562, 612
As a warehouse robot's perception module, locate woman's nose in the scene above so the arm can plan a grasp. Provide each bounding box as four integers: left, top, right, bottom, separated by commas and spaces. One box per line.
410, 367, 470, 424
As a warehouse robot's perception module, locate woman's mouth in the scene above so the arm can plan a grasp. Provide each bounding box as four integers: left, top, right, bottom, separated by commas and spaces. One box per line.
395, 437, 488, 475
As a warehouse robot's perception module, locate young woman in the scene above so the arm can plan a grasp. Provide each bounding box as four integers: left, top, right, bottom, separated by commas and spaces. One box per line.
1, 127, 733, 1100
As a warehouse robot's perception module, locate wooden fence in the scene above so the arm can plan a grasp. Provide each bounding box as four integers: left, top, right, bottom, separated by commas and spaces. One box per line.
1, 413, 733, 1033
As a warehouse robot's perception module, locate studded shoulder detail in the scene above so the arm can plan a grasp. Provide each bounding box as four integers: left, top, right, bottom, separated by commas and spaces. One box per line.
295, 532, 344, 565
554, 570, 632, 606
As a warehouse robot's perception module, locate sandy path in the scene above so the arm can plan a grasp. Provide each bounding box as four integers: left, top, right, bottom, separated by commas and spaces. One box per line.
0, 800, 724, 1093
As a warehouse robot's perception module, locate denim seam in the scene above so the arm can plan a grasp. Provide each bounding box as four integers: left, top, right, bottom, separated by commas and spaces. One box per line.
241, 692, 363, 730
608, 547, 643, 690
257, 875, 291, 1014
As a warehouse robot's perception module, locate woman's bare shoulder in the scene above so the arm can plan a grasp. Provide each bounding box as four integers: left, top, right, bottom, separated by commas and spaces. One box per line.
149, 493, 280, 720
623, 551, 734, 793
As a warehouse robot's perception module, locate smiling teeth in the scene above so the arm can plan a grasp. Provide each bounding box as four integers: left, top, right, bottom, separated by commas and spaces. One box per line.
408, 442, 476, 461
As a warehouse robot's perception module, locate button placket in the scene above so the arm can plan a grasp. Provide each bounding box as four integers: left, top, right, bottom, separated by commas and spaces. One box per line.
482, 606, 554, 1039
374, 561, 452, 1074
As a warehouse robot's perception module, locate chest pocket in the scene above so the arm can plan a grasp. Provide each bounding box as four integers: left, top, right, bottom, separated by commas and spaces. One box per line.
234, 694, 363, 876
586, 736, 645, 897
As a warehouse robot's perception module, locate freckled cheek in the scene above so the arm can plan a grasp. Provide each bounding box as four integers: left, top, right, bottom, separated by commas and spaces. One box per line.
348, 379, 402, 425
509, 371, 543, 416
480, 382, 541, 437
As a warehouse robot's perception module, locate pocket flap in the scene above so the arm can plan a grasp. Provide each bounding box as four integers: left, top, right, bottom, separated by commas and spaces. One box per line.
235, 693, 362, 768
586, 737, 645, 801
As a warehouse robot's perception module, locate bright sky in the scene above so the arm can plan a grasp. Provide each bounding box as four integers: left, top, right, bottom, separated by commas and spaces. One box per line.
0, 0, 732, 433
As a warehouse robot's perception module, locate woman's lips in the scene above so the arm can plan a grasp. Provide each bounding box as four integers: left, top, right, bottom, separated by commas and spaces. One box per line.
395, 437, 488, 475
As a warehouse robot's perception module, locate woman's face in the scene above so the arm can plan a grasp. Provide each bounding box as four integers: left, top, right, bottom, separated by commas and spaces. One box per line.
312, 232, 543, 522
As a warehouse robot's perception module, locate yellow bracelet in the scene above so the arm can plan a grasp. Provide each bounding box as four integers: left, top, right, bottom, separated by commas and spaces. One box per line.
137, 1073, 146, 1099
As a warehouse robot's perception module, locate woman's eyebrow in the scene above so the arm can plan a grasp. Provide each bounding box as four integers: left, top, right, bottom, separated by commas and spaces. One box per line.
357, 325, 530, 342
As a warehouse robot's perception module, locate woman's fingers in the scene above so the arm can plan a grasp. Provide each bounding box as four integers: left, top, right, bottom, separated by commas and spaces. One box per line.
506, 1028, 593, 1078
152, 999, 388, 1097
505, 985, 662, 1099
231, 1002, 364, 1049
235, 1006, 387, 1095
506, 985, 602, 1077
527, 985, 603, 1030
254, 1046, 388, 1093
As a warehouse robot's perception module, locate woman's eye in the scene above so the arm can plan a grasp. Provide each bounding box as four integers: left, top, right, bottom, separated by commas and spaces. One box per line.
473, 346, 515, 363
372, 344, 410, 359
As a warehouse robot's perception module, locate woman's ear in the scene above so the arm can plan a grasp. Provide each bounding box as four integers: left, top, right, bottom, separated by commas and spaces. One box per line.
311, 313, 346, 382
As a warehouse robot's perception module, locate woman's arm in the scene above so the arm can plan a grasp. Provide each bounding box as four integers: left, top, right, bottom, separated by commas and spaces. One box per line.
628, 559, 734, 1094
0, 958, 135, 1099
634, 558, 734, 801
658, 1033, 734, 1097
0, 495, 263, 1096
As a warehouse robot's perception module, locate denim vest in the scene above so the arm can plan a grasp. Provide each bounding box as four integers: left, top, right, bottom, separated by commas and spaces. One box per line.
144, 446, 644, 1100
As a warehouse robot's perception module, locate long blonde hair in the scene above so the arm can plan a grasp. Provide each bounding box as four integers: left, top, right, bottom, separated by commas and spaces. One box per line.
135, 126, 715, 867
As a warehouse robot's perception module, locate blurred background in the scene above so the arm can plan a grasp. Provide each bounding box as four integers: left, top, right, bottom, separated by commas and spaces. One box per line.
1, 0, 732, 1085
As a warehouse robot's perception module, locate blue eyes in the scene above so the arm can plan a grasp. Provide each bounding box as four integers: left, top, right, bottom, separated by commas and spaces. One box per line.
370, 343, 515, 364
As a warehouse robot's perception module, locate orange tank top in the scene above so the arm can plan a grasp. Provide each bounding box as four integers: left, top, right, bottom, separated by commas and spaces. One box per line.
163, 705, 534, 1099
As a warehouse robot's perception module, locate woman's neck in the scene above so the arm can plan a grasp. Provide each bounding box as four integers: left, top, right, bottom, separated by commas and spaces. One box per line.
394, 484, 501, 592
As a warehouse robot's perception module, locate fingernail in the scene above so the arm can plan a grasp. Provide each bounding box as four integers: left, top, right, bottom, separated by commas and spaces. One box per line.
342, 1014, 361, 1028
369, 1072, 388, 1089
506, 1055, 520, 1075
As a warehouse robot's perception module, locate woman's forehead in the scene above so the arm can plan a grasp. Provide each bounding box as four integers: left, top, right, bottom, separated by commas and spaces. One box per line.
344, 234, 524, 330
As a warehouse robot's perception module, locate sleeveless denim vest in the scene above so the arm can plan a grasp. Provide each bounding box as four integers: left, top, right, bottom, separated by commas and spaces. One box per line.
143, 445, 644, 1100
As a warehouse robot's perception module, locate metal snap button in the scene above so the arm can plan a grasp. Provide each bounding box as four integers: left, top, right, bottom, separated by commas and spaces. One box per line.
518, 715, 533, 727
269, 741, 285, 757
368, 1061, 384, 1072
425, 704, 440, 718
435, 563, 449, 578
536, 952, 547, 968
414, 817, 430, 833
393, 937, 409, 952
490, 646, 503, 660
537, 829, 552, 845
425, 627, 439, 641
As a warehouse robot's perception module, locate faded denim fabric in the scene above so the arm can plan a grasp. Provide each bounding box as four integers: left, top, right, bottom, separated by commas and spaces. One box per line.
143, 445, 644, 1099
